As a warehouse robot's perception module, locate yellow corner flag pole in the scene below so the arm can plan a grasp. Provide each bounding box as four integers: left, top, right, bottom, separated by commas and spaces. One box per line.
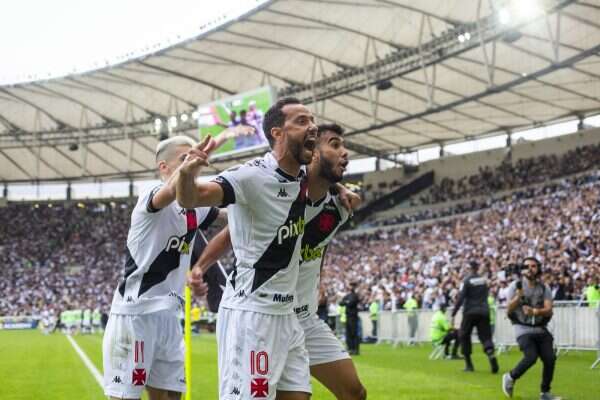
184, 285, 192, 400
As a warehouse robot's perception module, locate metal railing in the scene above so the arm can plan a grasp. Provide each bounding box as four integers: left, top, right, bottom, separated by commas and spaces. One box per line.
359, 301, 600, 368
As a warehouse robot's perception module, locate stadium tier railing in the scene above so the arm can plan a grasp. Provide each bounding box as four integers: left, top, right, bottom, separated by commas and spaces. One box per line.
359, 301, 600, 362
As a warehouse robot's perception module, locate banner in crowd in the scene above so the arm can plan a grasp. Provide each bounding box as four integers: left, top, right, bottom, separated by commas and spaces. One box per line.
0, 316, 39, 330
197, 86, 276, 157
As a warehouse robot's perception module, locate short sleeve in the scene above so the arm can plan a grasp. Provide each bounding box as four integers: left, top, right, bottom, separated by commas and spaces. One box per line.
506, 282, 516, 300
543, 285, 552, 301
333, 195, 351, 224
212, 164, 255, 207
137, 185, 163, 214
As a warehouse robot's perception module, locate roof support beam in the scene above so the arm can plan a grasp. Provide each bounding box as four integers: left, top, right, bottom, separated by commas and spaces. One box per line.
263, 9, 409, 50
0, 149, 33, 179
545, 11, 562, 63
345, 43, 600, 137
477, 0, 497, 87
137, 61, 235, 95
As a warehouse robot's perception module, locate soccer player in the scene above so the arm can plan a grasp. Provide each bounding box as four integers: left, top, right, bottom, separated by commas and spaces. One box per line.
177, 97, 318, 400
82, 307, 92, 334
92, 307, 102, 334
102, 135, 224, 400
187, 123, 366, 400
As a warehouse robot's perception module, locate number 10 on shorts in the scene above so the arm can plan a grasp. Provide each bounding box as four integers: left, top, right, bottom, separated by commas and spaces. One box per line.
250, 350, 269, 375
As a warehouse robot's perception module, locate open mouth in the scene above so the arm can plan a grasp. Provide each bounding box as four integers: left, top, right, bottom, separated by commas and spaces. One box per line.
340, 160, 349, 172
304, 139, 316, 151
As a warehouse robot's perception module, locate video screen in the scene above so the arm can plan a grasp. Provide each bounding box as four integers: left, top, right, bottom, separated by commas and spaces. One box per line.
196, 86, 276, 156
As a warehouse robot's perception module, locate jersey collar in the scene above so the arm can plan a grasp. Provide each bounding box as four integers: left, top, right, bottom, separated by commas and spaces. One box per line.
265, 152, 306, 182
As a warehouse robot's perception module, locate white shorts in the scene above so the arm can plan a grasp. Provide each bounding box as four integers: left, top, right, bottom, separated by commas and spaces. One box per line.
217, 308, 311, 399
300, 316, 350, 366
102, 310, 186, 398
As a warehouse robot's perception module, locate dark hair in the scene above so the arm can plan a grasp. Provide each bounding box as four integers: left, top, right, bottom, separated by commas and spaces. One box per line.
317, 123, 344, 137
468, 260, 479, 270
523, 257, 541, 266
523, 257, 542, 276
262, 97, 301, 147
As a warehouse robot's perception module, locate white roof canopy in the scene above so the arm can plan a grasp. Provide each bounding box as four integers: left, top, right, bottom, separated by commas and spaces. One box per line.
1, 0, 599, 182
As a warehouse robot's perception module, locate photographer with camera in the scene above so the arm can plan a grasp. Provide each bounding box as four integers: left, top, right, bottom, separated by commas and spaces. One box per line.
451, 261, 499, 373
502, 257, 561, 400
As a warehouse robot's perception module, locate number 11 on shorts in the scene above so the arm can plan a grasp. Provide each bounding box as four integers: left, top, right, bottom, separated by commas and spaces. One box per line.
250, 351, 269, 375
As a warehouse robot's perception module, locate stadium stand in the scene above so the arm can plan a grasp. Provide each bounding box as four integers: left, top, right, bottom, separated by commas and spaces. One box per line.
2, 144, 599, 317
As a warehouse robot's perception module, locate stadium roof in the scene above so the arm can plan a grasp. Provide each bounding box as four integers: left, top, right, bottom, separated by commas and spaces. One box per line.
1, 0, 600, 183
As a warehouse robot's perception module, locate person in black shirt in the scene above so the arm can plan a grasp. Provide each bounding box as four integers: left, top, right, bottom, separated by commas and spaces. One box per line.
341, 282, 360, 355
452, 261, 499, 373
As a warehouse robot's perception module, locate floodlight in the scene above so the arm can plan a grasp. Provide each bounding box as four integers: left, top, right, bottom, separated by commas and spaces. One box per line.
516, 0, 541, 19
498, 8, 511, 25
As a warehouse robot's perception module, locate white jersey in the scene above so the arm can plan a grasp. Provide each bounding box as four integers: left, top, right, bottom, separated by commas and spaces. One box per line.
294, 193, 349, 320
110, 185, 219, 315
214, 152, 308, 315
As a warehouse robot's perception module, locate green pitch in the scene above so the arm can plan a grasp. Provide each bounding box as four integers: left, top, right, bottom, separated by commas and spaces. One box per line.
0, 330, 598, 399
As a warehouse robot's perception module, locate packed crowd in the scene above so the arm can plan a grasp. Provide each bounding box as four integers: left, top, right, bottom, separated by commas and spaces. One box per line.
367, 142, 600, 227
323, 172, 600, 311
419, 142, 600, 205
1, 156, 599, 317
0, 202, 128, 316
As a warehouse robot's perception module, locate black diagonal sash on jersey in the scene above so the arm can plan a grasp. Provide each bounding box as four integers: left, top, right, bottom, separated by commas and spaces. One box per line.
251, 179, 308, 293
300, 198, 343, 267
133, 210, 198, 296
191, 230, 230, 313
118, 247, 138, 296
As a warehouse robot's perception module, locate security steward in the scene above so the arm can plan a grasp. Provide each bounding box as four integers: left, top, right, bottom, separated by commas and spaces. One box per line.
451, 261, 499, 373
341, 282, 361, 355
502, 257, 561, 400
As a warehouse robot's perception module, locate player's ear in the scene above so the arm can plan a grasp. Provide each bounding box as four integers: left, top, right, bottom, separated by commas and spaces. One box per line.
157, 160, 168, 174
271, 126, 283, 143
311, 147, 319, 163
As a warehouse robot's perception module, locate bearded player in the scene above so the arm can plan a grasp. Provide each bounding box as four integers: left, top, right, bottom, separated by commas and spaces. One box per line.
189, 123, 366, 399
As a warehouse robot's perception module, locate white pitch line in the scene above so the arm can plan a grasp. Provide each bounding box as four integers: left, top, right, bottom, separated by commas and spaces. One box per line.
66, 334, 104, 388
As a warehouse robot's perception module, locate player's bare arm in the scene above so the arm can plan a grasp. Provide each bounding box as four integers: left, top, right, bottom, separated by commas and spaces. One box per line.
152, 135, 241, 211
150, 159, 186, 211
188, 227, 232, 297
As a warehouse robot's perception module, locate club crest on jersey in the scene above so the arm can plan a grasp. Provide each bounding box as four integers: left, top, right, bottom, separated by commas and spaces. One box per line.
276, 217, 305, 245
165, 236, 191, 254
301, 244, 324, 262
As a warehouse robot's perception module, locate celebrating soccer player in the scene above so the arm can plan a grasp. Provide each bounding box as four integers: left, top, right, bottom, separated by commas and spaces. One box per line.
102, 135, 225, 400
187, 123, 366, 399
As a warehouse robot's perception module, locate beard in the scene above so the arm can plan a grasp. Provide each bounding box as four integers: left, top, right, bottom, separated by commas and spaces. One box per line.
318, 153, 343, 183
290, 138, 312, 165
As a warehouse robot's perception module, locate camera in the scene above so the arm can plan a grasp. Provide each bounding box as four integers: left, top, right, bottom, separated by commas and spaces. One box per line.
504, 263, 524, 277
